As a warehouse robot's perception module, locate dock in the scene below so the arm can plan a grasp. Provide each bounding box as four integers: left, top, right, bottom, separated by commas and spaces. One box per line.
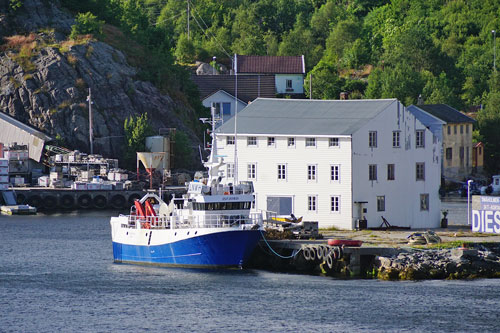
10, 187, 186, 211
1, 204, 37, 215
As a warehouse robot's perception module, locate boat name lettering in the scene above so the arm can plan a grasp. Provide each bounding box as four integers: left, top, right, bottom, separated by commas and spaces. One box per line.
222, 196, 239, 201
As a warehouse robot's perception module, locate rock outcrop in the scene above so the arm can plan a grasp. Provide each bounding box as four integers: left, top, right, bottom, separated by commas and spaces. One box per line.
375, 245, 500, 280
0, 0, 202, 168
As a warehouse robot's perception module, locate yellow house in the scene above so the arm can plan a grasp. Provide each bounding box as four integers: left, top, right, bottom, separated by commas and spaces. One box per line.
409, 104, 476, 182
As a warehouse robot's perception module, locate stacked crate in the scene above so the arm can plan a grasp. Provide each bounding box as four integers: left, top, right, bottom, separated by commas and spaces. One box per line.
0, 158, 9, 191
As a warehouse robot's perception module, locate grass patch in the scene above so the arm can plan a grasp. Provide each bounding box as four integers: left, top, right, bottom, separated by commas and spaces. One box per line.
418, 241, 473, 249
9, 77, 21, 88
59, 35, 92, 53
49, 108, 57, 115
2, 33, 36, 50
58, 100, 71, 110
85, 45, 94, 58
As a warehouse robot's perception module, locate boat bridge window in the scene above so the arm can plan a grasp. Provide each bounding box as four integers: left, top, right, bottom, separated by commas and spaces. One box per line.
192, 202, 251, 210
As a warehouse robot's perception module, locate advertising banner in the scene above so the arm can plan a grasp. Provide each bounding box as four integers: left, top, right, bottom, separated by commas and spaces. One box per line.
471, 196, 500, 234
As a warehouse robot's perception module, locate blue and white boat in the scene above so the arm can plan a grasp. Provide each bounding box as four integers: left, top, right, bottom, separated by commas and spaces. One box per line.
110, 111, 263, 268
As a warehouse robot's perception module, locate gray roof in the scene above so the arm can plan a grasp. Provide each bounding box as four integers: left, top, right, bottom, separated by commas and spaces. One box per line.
216, 98, 398, 136
414, 104, 475, 124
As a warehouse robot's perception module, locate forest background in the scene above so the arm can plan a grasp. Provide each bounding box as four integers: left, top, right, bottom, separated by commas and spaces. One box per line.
46, 0, 500, 174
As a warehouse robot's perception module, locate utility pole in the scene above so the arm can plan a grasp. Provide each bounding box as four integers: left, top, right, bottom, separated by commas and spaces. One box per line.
187, 0, 190, 40
87, 88, 93, 155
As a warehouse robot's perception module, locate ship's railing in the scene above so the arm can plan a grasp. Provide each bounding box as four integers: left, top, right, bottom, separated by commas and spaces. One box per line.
124, 211, 264, 230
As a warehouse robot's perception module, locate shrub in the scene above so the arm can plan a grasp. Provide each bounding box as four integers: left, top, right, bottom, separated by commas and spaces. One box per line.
70, 12, 104, 40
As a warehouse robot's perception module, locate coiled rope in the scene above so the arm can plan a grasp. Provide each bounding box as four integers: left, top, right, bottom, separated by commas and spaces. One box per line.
259, 229, 301, 259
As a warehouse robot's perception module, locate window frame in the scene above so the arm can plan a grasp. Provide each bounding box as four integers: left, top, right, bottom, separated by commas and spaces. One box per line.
392, 131, 400, 148
330, 164, 340, 182
369, 164, 377, 181
330, 195, 340, 213
369, 131, 377, 148
226, 136, 235, 145
277, 164, 286, 181
226, 163, 234, 178
267, 137, 275, 147
329, 137, 339, 147
377, 195, 385, 212
387, 164, 395, 181
305, 137, 316, 147
420, 193, 429, 211
247, 136, 257, 146
307, 164, 317, 181
307, 195, 317, 212
416, 162, 425, 181
416, 130, 425, 148
287, 137, 295, 148
247, 163, 256, 180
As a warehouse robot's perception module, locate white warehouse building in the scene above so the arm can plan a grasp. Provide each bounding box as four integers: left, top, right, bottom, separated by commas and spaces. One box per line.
215, 98, 442, 230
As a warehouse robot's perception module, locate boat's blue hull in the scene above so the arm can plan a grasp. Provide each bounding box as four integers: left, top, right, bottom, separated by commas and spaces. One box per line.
112, 229, 262, 268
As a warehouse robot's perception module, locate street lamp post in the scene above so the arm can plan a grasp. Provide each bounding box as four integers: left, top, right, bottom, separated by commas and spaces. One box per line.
467, 179, 473, 225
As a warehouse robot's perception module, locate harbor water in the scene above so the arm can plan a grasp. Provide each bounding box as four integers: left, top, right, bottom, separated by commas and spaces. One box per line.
2, 207, 500, 332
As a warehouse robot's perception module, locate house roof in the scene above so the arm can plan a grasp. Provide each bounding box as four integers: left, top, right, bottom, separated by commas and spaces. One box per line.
414, 104, 475, 124
191, 74, 276, 104
204, 89, 247, 105
216, 98, 398, 136
236, 55, 305, 74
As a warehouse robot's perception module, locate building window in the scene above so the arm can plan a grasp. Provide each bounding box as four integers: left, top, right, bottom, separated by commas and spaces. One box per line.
454, 125, 457, 134
286, 79, 293, 89
460, 124, 463, 134
369, 131, 377, 148
446, 148, 452, 160
287, 137, 295, 147
306, 138, 316, 147
308, 195, 317, 212
393, 131, 400, 148
226, 163, 234, 178
277, 164, 286, 180
247, 136, 257, 146
307, 165, 317, 181
330, 165, 340, 181
329, 138, 339, 147
369, 164, 377, 181
420, 194, 429, 211
331, 196, 340, 212
226, 136, 235, 145
416, 130, 425, 148
466, 124, 469, 134
416, 162, 425, 181
447, 126, 451, 135
267, 137, 275, 146
377, 196, 385, 212
247, 163, 256, 179
387, 164, 395, 180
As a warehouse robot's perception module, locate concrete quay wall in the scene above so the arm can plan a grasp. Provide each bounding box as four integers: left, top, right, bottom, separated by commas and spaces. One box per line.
12, 187, 185, 210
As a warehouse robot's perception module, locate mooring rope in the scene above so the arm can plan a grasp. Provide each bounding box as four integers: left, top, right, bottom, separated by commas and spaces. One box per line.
259, 229, 301, 259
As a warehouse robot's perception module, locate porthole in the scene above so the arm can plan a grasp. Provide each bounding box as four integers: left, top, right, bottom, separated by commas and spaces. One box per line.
187, 232, 190, 235
175, 232, 177, 236
195, 231, 198, 235
126, 232, 128, 235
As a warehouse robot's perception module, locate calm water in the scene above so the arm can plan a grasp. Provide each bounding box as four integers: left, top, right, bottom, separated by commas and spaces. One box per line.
1, 210, 500, 332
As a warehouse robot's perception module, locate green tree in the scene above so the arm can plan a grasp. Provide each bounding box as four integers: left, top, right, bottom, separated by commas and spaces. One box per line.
478, 72, 500, 173
123, 113, 155, 170
173, 131, 194, 170
70, 12, 104, 39
305, 60, 344, 99
174, 33, 196, 63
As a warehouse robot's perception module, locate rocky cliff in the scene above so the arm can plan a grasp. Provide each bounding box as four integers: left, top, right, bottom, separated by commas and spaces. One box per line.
0, 0, 202, 169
